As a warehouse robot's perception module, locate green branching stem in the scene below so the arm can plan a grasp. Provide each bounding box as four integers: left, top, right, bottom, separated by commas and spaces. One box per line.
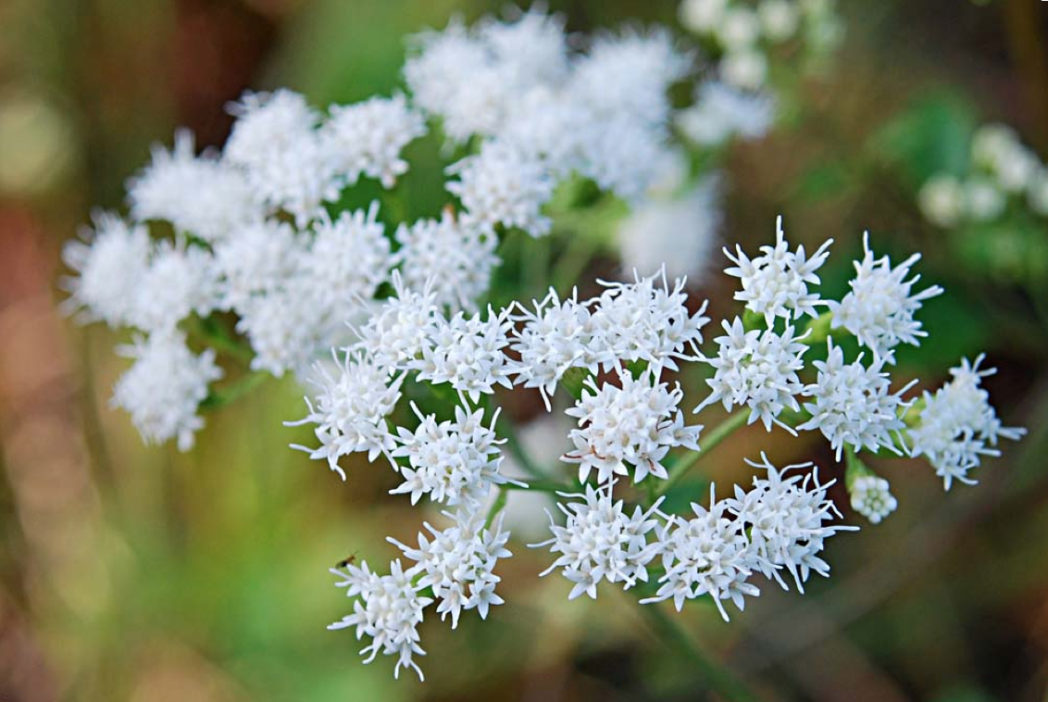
652, 410, 749, 501
640, 604, 761, 702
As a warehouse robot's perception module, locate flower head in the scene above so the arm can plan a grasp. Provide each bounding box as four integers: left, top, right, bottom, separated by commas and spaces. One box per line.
849, 475, 897, 524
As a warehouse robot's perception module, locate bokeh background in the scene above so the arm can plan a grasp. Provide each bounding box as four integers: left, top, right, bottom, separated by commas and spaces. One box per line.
2, 0, 1048, 700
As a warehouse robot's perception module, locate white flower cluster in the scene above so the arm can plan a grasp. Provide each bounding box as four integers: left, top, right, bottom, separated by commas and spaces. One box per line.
679, 0, 843, 89
918, 123, 1048, 228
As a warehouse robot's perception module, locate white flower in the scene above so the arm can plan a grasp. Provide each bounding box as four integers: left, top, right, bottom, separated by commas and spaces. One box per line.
213, 220, 304, 310
534, 483, 664, 599
642, 484, 760, 619
798, 339, 913, 459
679, 0, 729, 33
728, 454, 855, 592
508, 288, 600, 409
677, 81, 776, 147
971, 123, 1038, 193
589, 270, 710, 372
616, 177, 721, 282
849, 475, 897, 524
476, 7, 569, 88
394, 210, 499, 310
111, 330, 222, 451
500, 86, 590, 176
963, 177, 1006, 221
126, 129, 258, 241
355, 272, 440, 372
716, 7, 761, 51
224, 90, 341, 225
322, 94, 426, 188
569, 28, 691, 127
412, 308, 514, 404
130, 241, 220, 333
1027, 169, 1048, 216
563, 371, 702, 484
758, 0, 801, 41
696, 318, 808, 432
918, 175, 965, 228
390, 404, 508, 507
908, 355, 1025, 489
721, 49, 768, 90
827, 233, 943, 362
446, 139, 554, 237
61, 212, 151, 327
328, 559, 432, 681
392, 509, 511, 628
723, 217, 832, 325
578, 116, 681, 204
235, 285, 330, 377
289, 350, 402, 477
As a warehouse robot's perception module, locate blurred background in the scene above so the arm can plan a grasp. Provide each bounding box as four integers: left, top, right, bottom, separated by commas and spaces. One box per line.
1, 0, 1048, 700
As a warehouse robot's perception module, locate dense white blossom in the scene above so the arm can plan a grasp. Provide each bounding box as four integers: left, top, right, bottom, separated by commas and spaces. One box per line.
827, 234, 943, 362
724, 217, 832, 325
798, 340, 913, 459
696, 318, 808, 431
235, 285, 331, 377
394, 211, 499, 310
917, 175, 965, 228
677, 81, 776, 146
390, 404, 509, 507
127, 129, 258, 240
578, 117, 682, 204
328, 559, 432, 680
642, 484, 761, 619
617, 178, 721, 282
213, 220, 303, 310
61, 212, 151, 327
130, 241, 219, 333
322, 94, 426, 188
727, 454, 854, 592
849, 475, 897, 524
289, 351, 403, 477
500, 86, 589, 175
355, 273, 440, 372
564, 371, 703, 484
411, 308, 513, 404
534, 483, 664, 599
908, 355, 1025, 489
392, 510, 511, 627
111, 331, 222, 451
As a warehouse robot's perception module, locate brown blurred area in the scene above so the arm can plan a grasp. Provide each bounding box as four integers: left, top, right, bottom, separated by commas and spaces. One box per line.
2, 0, 1048, 701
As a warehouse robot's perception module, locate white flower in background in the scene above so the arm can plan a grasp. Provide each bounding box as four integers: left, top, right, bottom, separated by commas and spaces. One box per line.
130, 241, 219, 333
301, 203, 391, 315
390, 404, 508, 507
568, 28, 691, 127
476, 7, 569, 88
1029, 169, 1048, 216
213, 220, 303, 310
759, 0, 801, 41
564, 371, 703, 484
111, 331, 222, 451
677, 81, 776, 147
126, 129, 258, 241
963, 177, 1006, 221
721, 49, 768, 90
827, 234, 943, 362
289, 350, 403, 476
235, 284, 332, 377
679, 0, 729, 33
908, 355, 1025, 489
534, 483, 664, 599
322, 94, 426, 188
589, 270, 709, 372
501, 86, 589, 176
508, 289, 600, 409
799, 340, 913, 459
970, 123, 1039, 193
412, 309, 514, 404
849, 475, 897, 524
61, 212, 151, 327
716, 7, 761, 51
578, 116, 681, 204
394, 210, 499, 310
224, 90, 340, 225
355, 273, 440, 372
724, 217, 832, 325
728, 454, 854, 592
696, 318, 808, 432
446, 139, 554, 237
328, 559, 432, 681
642, 484, 760, 619
393, 510, 512, 628
617, 177, 721, 282
918, 174, 965, 228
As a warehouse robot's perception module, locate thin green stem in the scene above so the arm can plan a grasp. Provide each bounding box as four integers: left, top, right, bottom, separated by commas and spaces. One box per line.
200, 371, 267, 411
654, 410, 749, 501
640, 604, 761, 702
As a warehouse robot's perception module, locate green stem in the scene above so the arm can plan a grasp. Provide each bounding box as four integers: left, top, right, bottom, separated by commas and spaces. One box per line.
653, 411, 749, 501
496, 415, 547, 480
640, 604, 761, 702
200, 371, 267, 411
485, 488, 508, 528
